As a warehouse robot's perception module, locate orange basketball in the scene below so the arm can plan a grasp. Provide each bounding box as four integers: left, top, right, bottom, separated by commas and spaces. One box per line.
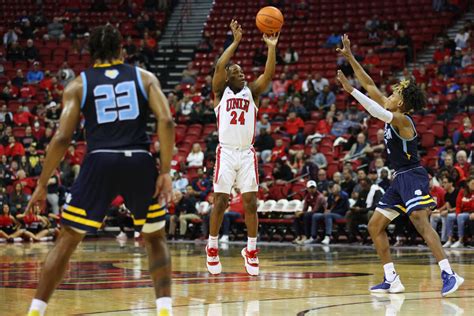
256, 6, 284, 35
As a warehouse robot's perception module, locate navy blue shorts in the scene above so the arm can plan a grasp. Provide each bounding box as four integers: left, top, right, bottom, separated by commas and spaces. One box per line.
378, 166, 436, 216
61, 151, 166, 232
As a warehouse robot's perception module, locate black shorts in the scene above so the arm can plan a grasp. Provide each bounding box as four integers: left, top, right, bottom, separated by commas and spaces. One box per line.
61, 150, 167, 233
0, 226, 17, 235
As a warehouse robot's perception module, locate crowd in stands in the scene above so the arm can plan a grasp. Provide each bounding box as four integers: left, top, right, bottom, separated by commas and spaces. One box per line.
1, 2, 473, 247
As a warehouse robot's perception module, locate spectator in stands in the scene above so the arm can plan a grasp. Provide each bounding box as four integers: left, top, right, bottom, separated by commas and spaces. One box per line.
454, 27, 470, 50
331, 111, 359, 137
284, 47, 298, 64
438, 55, 456, 78
272, 73, 290, 96
365, 15, 380, 32
453, 117, 473, 144
379, 32, 397, 52
24, 39, 39, 63
432, 177, 459, 247
433, 43, 451, 63
344, 133, 370, 162
47, 17, 64, 40
21, 126, 35, 149
317, 168, 330, 195
452, 48, 464, 69
346, 178, 371, 242
256, 114, 271, 137
1, 81, 19, 101
12, 69, 26, 88
181, 62, 198, 84
197, 31, 214, 53
306, 184, 349, 244
341, 166, 356, 196
288, 96, 307, 119
172, 172, 188, 193
169, 188, 198, 239
396, 29, 413, 62
186, 143, 204, 167
302, 74, 316, 94
38, 127, 53, 150
255, 128, 275, 163
5, 136, 25, 158
290, 151, 306, 175
281, 111, 304, 136
70, 16, 88, 39
10, 182, 28, 214
3, 27, 18, 48
462, 49, 472, 68
309, 145, 327, 169
363, 49, 381, 68
219, 188, 244, 243
295, 180, 326, 244
313, 73, 329, 94
0, 203, 24, 241
451, 177, 474, 247
273, 158, 293, 182
27, 62, 44, 84
178, 95, 193, 116
456, 150, 470, 178
325, 30, 342, 48
45, 101, 61, 126
288, 74, 303, 94
191, 168, 212, 200
315, 85, 335, 110
7, 41, 23, 62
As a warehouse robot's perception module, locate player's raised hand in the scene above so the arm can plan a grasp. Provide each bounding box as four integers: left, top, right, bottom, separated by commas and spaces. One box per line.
154, 173, 173, 205
230, 19, 243, 43
336, 70, 354, 93
263, 32, 280, 47
336, 34, 352, 58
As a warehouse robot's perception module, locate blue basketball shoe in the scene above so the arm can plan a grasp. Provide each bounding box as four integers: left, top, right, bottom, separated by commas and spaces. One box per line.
370, 275, 405, 293
441, 271, 464, 297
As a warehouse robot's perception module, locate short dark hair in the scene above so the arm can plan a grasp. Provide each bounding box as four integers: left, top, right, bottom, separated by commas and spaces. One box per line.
89, 24, 122, 62
443, 176, 454, 185
398, 79, 427, 113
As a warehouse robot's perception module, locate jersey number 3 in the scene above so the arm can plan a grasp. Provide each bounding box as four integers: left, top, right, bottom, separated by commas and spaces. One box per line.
94, 81, 139, 124
230, 111, 245, 125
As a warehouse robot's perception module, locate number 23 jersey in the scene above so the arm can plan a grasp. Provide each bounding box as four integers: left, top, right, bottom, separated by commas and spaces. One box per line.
215, 86, 258, 148
80, 63, 150, 152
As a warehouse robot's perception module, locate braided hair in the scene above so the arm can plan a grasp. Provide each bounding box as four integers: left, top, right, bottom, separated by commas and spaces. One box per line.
394, 79, 427, 113
89, 24, 122, 62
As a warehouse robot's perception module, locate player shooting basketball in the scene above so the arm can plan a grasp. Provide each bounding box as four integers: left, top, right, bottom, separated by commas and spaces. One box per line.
205, 20, 279, 276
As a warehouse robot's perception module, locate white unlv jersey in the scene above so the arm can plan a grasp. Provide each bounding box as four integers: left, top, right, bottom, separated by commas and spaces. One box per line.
215, 86, 258, 148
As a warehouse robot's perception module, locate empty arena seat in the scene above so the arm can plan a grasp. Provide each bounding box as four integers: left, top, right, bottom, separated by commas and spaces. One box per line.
285, 200, 303, 213
272, 199, 289, 212
259, 200, 276, 213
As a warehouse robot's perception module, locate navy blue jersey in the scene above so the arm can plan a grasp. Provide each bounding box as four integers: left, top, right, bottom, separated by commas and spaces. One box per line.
80, 63, 150, 152
384, 115, 420, 171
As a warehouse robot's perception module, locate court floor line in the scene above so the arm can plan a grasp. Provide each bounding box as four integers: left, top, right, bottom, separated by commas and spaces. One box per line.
296, 294, 474, 315
76, 288, 474, 315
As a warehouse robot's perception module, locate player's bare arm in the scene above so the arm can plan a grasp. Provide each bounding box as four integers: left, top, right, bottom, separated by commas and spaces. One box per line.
249, 33, 279, 104
337, 70, 413, 138
26, 77, 83, 212
212, 19, 242, 104
140, 69, 175, 203
337, 34, 387, 106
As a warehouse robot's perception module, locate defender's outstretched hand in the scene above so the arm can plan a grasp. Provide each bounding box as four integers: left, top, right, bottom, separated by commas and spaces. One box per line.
230, 19, 243, 43
337, 70, 354, 94
263, 32, 280, 47
336, 34, 352, 59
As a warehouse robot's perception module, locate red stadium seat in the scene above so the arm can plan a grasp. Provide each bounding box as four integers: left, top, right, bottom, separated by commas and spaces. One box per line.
421, 131, 435, 148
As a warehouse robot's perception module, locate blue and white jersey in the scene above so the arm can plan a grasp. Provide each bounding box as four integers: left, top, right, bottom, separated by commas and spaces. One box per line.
80, 63, 150, 152
384, 115, 420, 172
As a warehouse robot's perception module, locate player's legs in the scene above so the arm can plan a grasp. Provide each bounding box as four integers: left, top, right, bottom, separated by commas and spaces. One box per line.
28, 225, 85, 316
209, 192, 230, 236
368, 210, 394, 265
409, 208, 446, 261
242, 192, 258, 238
142, 224, 172, 314
0, 230, 8, 239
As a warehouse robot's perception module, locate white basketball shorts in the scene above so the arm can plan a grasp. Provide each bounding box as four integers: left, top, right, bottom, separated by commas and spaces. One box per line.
213, 144, 259, 194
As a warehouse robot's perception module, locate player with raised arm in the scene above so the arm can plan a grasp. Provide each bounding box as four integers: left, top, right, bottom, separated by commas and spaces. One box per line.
205, 20, 279, 276
337, 34, 464, 296
26, 25, 175, 316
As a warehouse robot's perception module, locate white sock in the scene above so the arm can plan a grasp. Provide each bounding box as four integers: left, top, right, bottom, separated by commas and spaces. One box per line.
383, 262, 397, 282
156, 297, 172, 313
0, 238, 6, 243
247, 237, 257, 251
13, 237, 23, 242
40, 237, 53, 241
438, 259, 453, 274
208, 235, 218, 248
29, 299, 47, 316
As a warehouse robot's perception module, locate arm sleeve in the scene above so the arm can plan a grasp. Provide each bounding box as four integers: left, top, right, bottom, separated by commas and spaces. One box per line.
351, 89, 393, 123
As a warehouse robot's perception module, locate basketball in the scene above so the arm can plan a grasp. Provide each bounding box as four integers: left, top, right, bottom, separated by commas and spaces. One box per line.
256, 6, 284, 35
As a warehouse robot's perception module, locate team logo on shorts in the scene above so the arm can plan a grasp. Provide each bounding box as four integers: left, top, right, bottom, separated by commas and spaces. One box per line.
414, 190, 422, 196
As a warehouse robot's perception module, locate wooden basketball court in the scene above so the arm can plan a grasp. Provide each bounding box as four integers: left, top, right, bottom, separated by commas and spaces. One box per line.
1, 240, 472, 315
